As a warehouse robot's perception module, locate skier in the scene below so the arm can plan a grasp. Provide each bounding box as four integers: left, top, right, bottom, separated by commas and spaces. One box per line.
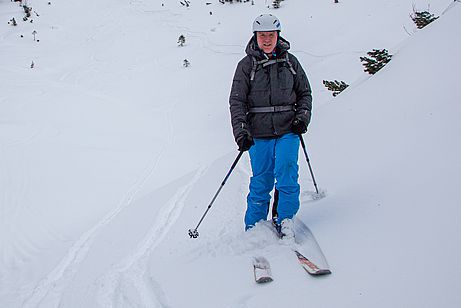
229, 14, 312, 238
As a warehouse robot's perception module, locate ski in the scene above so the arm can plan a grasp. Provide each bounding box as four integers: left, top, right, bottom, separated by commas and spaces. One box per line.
252, 256, 273, 283
294, 250, 331, 276
271, 217, 332, 276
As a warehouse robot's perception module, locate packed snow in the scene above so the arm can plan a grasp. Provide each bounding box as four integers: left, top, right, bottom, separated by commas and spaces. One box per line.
1, 0, 460, 307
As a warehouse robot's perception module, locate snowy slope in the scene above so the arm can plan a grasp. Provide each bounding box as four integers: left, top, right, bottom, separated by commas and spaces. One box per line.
1, 0, 460, 307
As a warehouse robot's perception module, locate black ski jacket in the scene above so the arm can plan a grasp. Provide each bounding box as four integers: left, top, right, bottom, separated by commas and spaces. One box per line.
229, 36, 312, 143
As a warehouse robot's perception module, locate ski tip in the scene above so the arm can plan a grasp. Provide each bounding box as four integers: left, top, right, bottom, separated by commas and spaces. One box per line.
301, 265, 332, 276
309, 268, 332, 276
294, 250, 332, 276
253, 256, 273, 283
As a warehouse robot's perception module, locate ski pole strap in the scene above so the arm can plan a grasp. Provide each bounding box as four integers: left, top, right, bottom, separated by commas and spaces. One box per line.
248, 105, 295, 113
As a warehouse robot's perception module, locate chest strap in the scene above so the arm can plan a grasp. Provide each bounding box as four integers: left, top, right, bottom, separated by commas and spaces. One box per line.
248, 105, 295, 113
250, 53, 297, 81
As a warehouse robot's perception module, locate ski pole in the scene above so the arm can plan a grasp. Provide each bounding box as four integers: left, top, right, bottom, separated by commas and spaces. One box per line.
299, 134, 319, 194
188, 150, 244, 238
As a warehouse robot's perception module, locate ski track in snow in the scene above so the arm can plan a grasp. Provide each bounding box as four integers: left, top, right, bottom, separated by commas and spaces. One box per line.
0, 125, 42, 148
20, 32, 182, 304
21, 143, 168, 308
18, 72, 201, 307
0, 148, 35, 266
133, 3, 372, 61
132, 1, 335, 59
96, 165, 208, 308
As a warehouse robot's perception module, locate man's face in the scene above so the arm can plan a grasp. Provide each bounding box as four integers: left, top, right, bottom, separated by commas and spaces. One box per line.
256, 31, 278, 54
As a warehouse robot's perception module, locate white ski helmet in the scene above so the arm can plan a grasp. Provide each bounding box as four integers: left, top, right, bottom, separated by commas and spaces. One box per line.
252, 14, 281, 33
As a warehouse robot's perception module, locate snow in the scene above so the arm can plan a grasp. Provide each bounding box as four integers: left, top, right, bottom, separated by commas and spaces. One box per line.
1, 0, 460, 307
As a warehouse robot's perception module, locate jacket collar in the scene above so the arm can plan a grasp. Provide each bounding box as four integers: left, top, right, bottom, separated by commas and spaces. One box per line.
245, 35, 291, 60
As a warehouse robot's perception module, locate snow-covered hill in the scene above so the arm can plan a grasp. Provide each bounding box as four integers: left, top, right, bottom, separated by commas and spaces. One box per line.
1, 0, 460, 307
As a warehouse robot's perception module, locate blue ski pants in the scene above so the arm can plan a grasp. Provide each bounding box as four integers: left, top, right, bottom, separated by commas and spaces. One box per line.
245, 133, 300, 230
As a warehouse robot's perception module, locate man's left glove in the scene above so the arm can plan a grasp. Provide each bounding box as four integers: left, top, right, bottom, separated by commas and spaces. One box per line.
291, 119, 307, 135
237, 133, 254, 152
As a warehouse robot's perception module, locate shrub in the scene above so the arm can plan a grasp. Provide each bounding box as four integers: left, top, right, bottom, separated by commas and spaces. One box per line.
178, 35, 186, 47
9, 18, 18, 26
360, 49, 392, 75
323, 80, 349, 97
410, 10, 439, 29
272, 0, 282, 9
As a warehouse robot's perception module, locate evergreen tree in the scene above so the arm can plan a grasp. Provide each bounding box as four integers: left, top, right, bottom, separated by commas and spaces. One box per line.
220, 0, 251, 4
9, 18, 18, 26
323, 80, 349, 97
178, 35, 186, 47
411, 10, 439, 29
360, 49, 392, 75
23, 4, 32, 17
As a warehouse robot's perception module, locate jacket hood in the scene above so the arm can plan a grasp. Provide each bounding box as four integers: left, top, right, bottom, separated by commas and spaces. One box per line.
245, 35, 291, 59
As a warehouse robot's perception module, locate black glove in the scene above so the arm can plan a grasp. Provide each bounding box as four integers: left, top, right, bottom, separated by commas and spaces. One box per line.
237, 133, 254, 152
291, 119, 307, 135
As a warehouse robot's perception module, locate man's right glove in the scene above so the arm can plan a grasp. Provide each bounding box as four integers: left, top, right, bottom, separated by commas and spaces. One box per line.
291, 119, 307, 135
237, 133, 254, 152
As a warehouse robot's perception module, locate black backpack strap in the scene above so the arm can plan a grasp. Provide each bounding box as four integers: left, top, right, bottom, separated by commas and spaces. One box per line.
250, 56, 258, 81
250, 54, 296, 81
285, 53, 297, 76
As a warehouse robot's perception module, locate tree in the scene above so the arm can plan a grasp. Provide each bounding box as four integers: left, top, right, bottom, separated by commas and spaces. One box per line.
9, 18, 18, 26
178, 35, 186, 47
23, 4, 31, 17
323, 80, 349, 97
272, 0, 281, 9
410, 9, 439, 29
360, 49, 392, 75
